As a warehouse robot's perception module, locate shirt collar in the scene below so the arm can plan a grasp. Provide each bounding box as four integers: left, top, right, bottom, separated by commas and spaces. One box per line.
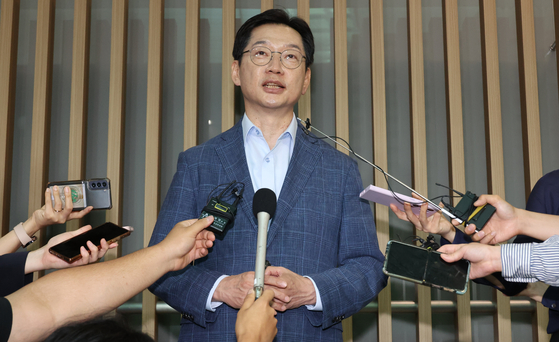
242, 113, 298, 146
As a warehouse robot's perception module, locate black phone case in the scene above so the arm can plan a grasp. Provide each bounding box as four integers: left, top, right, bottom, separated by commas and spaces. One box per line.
48, 222, 130, 263
383, 240, 470, 294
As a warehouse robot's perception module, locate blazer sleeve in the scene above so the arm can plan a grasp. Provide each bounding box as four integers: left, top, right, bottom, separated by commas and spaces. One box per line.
147, 151, 224, 328
306, 161, 387, 329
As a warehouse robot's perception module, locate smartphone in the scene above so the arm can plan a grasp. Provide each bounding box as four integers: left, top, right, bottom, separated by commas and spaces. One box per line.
49, 222, 132, 263
383, 240, 470, 294
47, 178, 112, 211
360, 185, 439, 217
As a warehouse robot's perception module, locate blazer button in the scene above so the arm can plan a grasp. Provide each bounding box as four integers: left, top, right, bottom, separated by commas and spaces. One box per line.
552, 303, 557, 309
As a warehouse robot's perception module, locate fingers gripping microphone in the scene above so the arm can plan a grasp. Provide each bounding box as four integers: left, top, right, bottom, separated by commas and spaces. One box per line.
252, 188, 277, 299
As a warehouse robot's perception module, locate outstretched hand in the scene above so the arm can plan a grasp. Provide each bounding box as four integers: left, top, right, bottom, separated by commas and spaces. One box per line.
236, 289, 277, 342
460, 194, 520, 244
390, 193, 455, 241
33, 186, 93, 228
26, 225, 118, 273
438, 243, 502, 279
161, 216, 216, 271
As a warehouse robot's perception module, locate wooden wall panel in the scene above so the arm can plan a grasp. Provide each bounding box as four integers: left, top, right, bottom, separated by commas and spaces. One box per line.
67, 0, 91, 233
0, 0, 20, 237
407, 1, 431, 341
441, 1, 471, 341
105, 0, 129, 230
514, 0, 546, 340
142, 0, 164, 338
185, 0, 200, 150
1, 2, 555, 341
222, 0, 236, 131
479, 1, 511, 341
515, 0, 542, 195
297, 0, 311, 123
27, 1, 56, 279
556, 0, 559, 109
261, 0, 273, 12
369, 0, 391, 341
333, 1, 352, 340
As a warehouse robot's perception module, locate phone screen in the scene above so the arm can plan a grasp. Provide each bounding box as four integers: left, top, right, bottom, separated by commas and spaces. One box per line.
49, 222, 131, 263
383, 241, 470, 294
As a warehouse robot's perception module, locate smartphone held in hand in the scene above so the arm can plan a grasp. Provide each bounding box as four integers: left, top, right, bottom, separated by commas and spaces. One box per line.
47, 178, 112, 211
383, 240, 470, 294
49, 222, 132, 263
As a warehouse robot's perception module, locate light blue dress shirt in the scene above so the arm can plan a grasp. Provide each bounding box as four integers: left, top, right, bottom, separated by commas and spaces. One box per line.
206, 114, 323, 312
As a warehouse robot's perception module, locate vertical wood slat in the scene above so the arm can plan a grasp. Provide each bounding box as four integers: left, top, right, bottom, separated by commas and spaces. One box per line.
261, 0, 273, 12
333, 2, 352, 341
369, 1, 391, 341
514, 1, 546, 340
184, 0, 200, 150
0, 0, 20, 237
555, 0, 559, 109
406, 1, 432, 341
515, 0, 542, 192
441, 1, 471, 341
27, 1, 56, 277
297, 0, 311, 123
67, 0, 91, 233
105, 0, 128, 244
142, 0, 164, 339
221, 0, 236, 132
479, 1, 511, 341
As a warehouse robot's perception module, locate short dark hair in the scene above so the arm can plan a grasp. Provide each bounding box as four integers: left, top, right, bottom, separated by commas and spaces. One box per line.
232, 9, 314, 69
44, 318, 154, 342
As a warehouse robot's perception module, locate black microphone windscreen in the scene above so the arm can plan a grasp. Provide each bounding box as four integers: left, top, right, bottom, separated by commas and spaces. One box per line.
252, 188, 277, 217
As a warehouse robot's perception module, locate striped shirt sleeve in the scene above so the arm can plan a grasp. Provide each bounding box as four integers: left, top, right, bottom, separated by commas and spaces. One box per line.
501, 235, 559, 286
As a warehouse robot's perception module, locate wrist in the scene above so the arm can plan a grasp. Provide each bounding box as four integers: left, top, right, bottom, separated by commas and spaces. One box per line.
493, 246, 502, 273
441, 226, 456, 242
303, 278, 317, 306
26, 214, 43, 236
24, 248, 45, 274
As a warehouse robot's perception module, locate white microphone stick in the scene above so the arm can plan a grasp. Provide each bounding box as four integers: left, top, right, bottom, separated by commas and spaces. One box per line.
252, 188, 277, 299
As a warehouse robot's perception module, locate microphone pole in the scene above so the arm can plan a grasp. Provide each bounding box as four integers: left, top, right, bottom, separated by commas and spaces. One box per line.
252, 188, 277, 299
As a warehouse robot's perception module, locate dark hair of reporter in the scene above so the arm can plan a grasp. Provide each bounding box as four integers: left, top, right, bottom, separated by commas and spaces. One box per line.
232, 8, 315, 69
43, 318, 154, 342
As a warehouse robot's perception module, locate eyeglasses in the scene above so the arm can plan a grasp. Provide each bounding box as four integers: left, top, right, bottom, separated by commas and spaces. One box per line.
242, 46, 306, 69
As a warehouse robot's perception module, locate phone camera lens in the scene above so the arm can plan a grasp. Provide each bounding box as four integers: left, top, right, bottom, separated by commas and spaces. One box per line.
97, 182, 101, 188
91, 183, 96, 188
102, 182, 107, 187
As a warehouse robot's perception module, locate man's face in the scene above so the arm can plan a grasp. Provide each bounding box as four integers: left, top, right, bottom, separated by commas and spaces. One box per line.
232, 24, 311, 115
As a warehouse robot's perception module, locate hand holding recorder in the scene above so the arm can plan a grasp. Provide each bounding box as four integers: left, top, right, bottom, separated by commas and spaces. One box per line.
462, 194, 559, 244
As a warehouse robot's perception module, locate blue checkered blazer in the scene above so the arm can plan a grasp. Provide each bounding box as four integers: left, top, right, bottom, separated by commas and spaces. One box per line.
148, 120, 387, 341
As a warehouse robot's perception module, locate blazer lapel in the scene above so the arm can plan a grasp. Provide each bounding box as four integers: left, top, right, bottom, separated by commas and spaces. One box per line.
267, 126, 321, 245
214, 122, 257, 230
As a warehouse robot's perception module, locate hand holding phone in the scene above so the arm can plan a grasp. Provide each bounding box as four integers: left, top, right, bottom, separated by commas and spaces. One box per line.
47, 178, 112, 211
49, 222, 131, 263
383, 240, 470, 294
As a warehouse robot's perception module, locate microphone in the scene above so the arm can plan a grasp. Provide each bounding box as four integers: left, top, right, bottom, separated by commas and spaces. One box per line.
252, 188, 277, 299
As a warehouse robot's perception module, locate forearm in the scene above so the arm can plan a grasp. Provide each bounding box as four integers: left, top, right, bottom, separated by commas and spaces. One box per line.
7, 245, 171, 342
517, 209, 559, 241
